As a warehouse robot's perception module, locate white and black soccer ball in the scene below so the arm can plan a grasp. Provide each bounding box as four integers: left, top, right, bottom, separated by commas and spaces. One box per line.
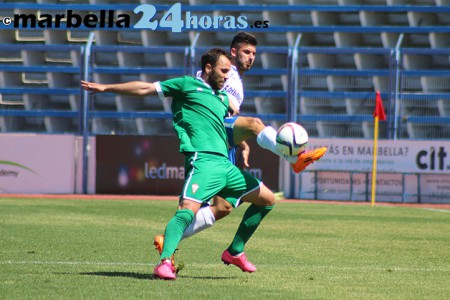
276, 122, 308, 156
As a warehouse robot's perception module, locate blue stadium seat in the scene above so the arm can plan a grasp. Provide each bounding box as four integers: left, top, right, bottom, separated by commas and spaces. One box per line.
289, 0, 338, 4
317, 121, 365, 138
436, 0, 450, 5
1, 2, 450, 139
301, 97, 347, 115
0, 116, 25, 132
437, 99, 450, 117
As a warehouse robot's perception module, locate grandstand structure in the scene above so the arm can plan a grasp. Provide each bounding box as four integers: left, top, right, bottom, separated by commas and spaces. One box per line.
1, 0, 450, 140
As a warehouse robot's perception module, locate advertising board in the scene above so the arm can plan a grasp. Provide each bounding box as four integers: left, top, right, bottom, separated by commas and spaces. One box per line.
288, 138, 450, 203
0, 134, 75, 194
96, 136, 279, 195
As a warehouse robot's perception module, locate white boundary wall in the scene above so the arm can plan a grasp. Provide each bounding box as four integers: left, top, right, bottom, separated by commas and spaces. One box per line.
0, 134, 96, 194
280, 138, 450, 204
0, 134, 76, 194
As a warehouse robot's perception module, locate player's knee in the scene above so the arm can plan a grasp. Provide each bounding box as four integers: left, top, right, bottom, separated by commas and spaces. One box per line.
211, 197, 233, 220
218, 202, 233, 213
240, 182, 276, 206
260, 187, 276, 206
216, 209, 232, 220
264, 194, 276, 206
214, 203, 233, 220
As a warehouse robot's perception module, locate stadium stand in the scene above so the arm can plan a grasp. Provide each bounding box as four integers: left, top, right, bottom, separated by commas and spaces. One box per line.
0, 2, 449, 139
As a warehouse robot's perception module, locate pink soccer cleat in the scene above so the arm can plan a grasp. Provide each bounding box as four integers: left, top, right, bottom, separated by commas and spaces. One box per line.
221, 249, 256, 273
154, 259, 176, 280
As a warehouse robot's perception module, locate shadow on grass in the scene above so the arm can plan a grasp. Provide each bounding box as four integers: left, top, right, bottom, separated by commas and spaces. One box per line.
80, 271, 237, 280
80, 271, 154, 280
178, 275, 238, 280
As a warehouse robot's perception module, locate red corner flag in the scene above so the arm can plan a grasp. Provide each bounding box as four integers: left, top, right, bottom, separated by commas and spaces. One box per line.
373, 91, 387, 121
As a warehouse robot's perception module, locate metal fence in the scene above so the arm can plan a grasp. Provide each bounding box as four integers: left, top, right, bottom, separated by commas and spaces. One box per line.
2, 42, 450, 139
1, 4, 450, 140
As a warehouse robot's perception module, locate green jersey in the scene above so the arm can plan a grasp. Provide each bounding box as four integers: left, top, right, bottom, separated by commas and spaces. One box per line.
155, 76, 230, 157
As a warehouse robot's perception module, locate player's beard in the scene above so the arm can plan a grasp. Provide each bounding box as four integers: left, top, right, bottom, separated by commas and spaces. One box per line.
209, 70, 225, 90
236, 59, 252, 72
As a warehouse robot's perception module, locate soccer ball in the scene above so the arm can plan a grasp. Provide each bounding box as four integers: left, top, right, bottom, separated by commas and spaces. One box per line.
276, 122, 308, 156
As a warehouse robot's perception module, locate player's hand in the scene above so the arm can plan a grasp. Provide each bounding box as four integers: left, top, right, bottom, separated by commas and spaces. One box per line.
228, 101, 239, 116
240, 141, 250, 168
80, 80, 106, 94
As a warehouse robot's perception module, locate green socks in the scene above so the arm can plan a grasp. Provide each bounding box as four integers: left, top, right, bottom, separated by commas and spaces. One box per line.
160, 204, 274, 259
160, 209, 194, 260
227, 204, 274, 256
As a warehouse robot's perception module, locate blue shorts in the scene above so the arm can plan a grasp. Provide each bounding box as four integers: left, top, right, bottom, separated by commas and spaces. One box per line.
224, 116, 238, 165
224, 116, 237, 147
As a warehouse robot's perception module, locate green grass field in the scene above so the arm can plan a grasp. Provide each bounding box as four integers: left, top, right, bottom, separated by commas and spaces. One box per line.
1, 197, 449, 299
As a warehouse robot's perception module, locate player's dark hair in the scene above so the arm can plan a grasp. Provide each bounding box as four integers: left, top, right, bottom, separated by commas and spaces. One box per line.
230, 32, 258, 49
201, 48, 231, 73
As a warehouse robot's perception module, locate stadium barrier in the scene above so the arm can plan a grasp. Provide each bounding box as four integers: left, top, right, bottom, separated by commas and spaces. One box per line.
3, 132, 450, 204
1, 3, 450, 202
0, 133, 276, 195
280, 138, 450, 203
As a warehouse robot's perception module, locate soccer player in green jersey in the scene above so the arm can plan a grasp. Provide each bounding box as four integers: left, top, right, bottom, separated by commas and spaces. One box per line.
81, 48, 276, 280
153, 32, 326, 272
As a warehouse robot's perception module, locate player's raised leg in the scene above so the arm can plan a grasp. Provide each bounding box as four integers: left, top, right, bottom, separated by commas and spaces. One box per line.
232, 116, 294, 162
233, 116, 327, 173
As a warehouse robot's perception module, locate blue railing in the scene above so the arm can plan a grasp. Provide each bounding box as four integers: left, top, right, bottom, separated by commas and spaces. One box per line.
1, 44, 450, 137
1, 4, 450, 139
0, 45, 450, 135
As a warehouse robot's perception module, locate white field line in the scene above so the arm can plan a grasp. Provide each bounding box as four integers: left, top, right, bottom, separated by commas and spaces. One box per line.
1, 260, 151, 267
421, 208, 450, 213
1, 260, 449, 273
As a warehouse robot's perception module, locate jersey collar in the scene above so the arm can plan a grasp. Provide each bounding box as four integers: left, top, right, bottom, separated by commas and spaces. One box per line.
195, 74, 213, 90
195, 73, 226, 95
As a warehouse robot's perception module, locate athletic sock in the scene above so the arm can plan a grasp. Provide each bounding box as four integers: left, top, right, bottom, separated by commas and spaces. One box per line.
182, 206, 216, 239
227, 204, 274, 256
256, 126, 297, 164
160, 209, 194, 260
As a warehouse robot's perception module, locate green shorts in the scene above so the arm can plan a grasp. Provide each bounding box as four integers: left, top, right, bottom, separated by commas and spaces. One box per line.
180, 152, 261, 207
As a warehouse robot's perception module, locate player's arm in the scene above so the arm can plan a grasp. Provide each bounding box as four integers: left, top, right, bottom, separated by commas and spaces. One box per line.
228, 100, 239, 116
238, 140, 250, 168
80, 80, 156, 96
